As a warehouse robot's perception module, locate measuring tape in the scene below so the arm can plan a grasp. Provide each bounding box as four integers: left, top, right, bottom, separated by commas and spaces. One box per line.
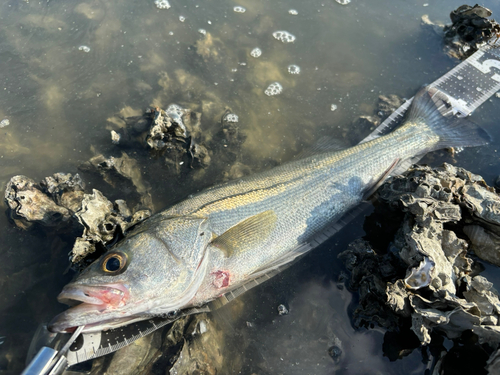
62, 40, 500, 366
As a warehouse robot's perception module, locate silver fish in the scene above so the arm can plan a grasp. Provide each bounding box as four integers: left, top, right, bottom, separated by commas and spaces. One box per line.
48, 87, 490, 333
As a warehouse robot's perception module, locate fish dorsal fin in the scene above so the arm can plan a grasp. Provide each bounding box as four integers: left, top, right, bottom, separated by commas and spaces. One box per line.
295, 136, 350, 159
211, 210, 277, 257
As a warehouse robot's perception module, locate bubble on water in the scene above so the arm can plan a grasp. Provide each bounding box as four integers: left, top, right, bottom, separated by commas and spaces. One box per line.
179, 15, 185, 22
289, 9, 298, 15
331, 104, 338, 112
265, 82, 283, 96
154, 0, 171, 9
335, 0, 351, 4
168, 31, 174, 35
78, 45, 90, 53
233, 6, 246, 13
250, 47, 262, 58
225, 113, 239, 123
198, 29, 206, 35
287, 64, 300, 74
0, 118, 10, 128
273, 31, 296, 43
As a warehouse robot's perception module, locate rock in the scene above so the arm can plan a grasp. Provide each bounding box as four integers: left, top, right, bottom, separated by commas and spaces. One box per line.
168, 314, 224, 375
79, 152, 153, 210
4, 175, 77, 230
442, 4, 499, 59
377, 95, 404, 119
70, 190, 151, 266
340, 163, 500, 350
328, 345, 342, 363
111, 130, 121, 144
277, 304, 289, 316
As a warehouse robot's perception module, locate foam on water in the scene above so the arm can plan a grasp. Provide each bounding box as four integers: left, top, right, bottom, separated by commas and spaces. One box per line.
233, 6, 246, 13
179, 15, 185, 22
330, 104, 338, 111
287, 64, 301, 74
225, 114, 239, 123
289, 9, 299, 15
0, 118, 9, 128
198, 29, 206, 35
335, 0, 351, 4
265, 82, 283, 96
250, 48, 262, 58
78, 45, 90, 53
273, 31, 296, 43
154, 0, 171, 9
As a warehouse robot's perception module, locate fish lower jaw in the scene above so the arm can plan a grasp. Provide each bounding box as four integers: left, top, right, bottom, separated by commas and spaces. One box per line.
57, 283, 129, 307
48, 311, 147, 333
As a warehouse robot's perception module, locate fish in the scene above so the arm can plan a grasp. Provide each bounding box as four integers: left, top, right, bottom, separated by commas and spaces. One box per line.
48, 87, 490, 333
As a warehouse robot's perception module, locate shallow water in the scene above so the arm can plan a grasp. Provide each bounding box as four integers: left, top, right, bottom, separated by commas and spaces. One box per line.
1, 0, 500, 373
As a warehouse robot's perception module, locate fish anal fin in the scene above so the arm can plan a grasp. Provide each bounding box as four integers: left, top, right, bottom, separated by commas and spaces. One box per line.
363, 158, 401, 200
211, 210, 277, 257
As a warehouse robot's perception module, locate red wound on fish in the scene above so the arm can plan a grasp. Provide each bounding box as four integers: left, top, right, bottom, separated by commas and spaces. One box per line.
212, 270, 230, 289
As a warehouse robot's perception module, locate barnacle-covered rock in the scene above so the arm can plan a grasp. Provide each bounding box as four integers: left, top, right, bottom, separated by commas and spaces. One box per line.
70, 189, 151, 266
79, 152, 153, 210
422, 4, 500, 60
4, 174, 80, 230
340, 163, 500, 352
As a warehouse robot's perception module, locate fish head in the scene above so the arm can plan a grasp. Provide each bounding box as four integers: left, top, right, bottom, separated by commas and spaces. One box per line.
48, 215, 211, 333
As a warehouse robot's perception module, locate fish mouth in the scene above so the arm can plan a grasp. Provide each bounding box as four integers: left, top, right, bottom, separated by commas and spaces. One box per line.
48, 283, 130, 333
57, 283, 130, 307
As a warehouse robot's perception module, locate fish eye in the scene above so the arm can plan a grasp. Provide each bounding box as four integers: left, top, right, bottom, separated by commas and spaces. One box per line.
101, 252, 128, 274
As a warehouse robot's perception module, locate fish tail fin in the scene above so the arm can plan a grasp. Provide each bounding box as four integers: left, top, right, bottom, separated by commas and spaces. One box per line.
406, 86, 491, 152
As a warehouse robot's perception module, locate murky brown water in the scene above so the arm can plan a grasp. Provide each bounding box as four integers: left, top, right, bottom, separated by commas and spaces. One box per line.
1, 0, 500, 373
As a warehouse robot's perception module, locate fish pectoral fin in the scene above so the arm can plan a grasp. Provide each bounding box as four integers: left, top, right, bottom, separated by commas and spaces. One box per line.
362, 157, 401, 200
211, 210, 277, 257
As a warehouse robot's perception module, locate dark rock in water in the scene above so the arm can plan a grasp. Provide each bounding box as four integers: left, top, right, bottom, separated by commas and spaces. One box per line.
79, 152, 153, 211
340, 163, 500, 370
441, 4, 498, 59
377, 95, 404, 119
328, 345, 342, 363
277, 304, 289, 316
352, 115, 380, 132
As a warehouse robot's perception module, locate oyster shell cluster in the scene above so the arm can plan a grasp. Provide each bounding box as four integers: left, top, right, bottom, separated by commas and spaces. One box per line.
340, 163, 500, 369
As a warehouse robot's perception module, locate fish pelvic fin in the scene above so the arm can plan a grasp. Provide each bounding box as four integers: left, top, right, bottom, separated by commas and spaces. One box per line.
211, 210, 277, 257
405, 86, 491, 151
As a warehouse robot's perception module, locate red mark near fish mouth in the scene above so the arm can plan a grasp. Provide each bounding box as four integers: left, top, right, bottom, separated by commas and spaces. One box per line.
57, 283, 129, 308
212, 270, 230, 289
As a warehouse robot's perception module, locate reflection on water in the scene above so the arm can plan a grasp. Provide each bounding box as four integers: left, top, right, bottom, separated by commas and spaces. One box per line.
1, 0, 500, 373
